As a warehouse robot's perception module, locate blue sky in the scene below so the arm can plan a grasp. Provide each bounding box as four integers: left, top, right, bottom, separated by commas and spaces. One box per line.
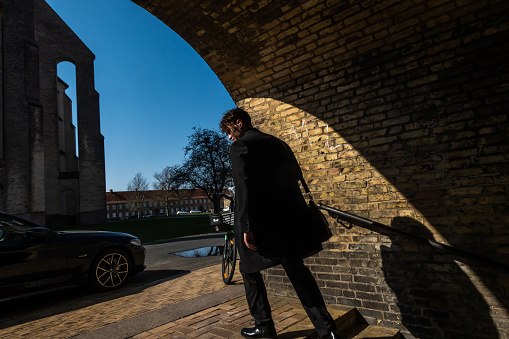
46, 0, 236, 192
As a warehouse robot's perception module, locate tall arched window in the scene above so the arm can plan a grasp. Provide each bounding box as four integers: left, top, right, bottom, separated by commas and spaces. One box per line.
56, 61, 79, 171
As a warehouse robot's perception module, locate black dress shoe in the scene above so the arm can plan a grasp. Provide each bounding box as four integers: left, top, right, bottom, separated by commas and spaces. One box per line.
321, 330, 342, 339
240, 326, 277, 338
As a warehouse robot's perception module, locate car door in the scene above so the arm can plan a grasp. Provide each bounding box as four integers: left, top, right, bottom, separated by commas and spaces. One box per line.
0, 215, 69, 296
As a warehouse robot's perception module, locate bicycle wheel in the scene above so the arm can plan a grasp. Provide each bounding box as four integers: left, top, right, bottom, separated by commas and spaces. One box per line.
222, 231, 237, 284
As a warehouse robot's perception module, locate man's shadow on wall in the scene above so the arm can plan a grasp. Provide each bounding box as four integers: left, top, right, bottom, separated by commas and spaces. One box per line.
380, 217, 498, 339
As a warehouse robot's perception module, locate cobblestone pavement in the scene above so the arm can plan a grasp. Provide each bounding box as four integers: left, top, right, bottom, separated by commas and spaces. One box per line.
132, 295, 353, 339
0, 261, 401, 339
0, 264, 236, 339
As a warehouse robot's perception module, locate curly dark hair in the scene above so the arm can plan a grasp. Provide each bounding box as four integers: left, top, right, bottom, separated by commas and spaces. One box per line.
219, 108, 252, 133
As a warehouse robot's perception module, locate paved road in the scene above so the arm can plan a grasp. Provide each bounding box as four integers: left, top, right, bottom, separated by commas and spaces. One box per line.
135, 232, 226, 284
0, 233, 227, 329
145, 233, 225, 270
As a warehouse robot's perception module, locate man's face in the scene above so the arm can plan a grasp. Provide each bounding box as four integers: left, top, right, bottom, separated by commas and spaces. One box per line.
226, 119, 245, 141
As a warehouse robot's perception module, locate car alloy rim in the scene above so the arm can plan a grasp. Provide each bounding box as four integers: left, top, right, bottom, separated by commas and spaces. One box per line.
95, 252, 129, 288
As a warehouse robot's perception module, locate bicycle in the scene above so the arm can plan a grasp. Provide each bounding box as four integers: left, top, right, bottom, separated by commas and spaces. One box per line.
210, 193, 237, 285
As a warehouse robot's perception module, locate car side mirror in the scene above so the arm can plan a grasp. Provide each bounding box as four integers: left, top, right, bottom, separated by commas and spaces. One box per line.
26, 227, 52, 239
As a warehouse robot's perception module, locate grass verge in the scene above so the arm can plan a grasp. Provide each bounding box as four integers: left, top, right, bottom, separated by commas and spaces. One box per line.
60, 215, 214, 244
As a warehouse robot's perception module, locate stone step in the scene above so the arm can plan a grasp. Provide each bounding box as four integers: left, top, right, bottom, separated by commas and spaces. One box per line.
337, 308, 404, 339
278, 300, 404, 339
277, 302, 355, 338
342, 323, 403, 339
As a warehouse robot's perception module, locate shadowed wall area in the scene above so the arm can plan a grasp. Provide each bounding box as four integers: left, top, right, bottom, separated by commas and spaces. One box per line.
0, 0, 106, 226
132, 0, 509, 337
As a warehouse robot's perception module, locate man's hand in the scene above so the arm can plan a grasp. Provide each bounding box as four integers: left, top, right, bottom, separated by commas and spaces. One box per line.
244, 232, 257, 251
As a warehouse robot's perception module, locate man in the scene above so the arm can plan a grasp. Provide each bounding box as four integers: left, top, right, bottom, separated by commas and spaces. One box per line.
219, 108, 341, 339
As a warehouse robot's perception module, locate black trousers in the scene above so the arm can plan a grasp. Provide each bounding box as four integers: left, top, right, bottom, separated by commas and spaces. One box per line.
241, 259, 336, 337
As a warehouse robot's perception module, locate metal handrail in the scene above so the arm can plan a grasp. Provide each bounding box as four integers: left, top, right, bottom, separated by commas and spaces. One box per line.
318, 203, 509, 272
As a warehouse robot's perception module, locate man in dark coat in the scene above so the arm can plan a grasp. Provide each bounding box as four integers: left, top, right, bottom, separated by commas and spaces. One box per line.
220, 108, 340, 339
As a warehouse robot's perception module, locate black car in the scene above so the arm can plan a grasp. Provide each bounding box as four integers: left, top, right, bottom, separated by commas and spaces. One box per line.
0, 212, 145, 301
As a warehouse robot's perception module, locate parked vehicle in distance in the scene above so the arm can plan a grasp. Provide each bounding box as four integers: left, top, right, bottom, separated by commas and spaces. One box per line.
0, 212, 146, 301
176, 211, 189, 215
189, 210, 203, 214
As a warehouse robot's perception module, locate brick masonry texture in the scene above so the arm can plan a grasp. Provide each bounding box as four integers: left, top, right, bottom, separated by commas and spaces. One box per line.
142, 0, 508, 337
0, 264, 232, 338
133, 295, 364, 339
1, 0, 106, 226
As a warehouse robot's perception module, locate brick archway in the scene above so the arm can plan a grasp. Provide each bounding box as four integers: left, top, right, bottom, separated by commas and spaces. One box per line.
132, 1, 509, 337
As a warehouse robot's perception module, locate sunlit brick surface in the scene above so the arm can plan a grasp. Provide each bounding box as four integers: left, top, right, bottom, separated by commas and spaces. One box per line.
132, 1, 509, 337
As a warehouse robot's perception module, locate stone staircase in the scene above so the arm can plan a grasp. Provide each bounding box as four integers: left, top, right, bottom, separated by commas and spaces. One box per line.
261, 295, 405, 339
333, 307, 404, 339
124, 286, 405, 339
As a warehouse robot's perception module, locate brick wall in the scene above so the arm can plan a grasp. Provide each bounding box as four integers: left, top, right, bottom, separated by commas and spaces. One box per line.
0, 0, 106, 226
136, 0, 509, 337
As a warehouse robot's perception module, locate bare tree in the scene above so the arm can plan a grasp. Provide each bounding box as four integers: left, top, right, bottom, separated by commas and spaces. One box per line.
153, 165, 183, 216
127, 172, 149, 218
178, 127, 233, 201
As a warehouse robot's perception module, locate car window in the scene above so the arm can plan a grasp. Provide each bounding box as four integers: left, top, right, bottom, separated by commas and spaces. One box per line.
0, 215, 30, 241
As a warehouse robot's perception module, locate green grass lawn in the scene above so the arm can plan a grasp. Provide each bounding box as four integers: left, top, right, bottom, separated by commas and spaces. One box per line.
59, 215, 215, 244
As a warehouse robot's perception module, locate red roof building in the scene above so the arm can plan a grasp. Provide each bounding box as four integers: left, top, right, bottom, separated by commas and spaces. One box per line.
105, 189, 215, 220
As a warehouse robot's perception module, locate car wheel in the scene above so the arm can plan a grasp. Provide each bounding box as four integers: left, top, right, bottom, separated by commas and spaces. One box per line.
90, 249, 131, 291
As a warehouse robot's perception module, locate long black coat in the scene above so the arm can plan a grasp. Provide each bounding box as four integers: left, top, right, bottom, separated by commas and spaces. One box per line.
230, 129, 322, 273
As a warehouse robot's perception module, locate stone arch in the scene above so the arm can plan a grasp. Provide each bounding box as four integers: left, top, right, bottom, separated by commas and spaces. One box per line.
131, 1, 509, 336
56, 61, 79, 163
